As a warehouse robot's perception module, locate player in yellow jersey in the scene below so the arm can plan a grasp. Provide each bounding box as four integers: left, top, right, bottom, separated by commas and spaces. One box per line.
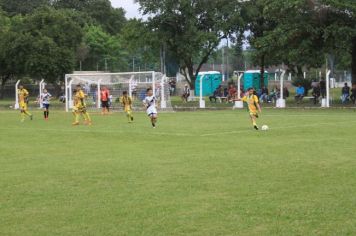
72, 84, 92, 126
18, 85, 33, 122
236, 87, 262, 130
120, 91, 134, 123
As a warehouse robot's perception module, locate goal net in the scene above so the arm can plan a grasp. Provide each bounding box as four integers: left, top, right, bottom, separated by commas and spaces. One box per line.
64, 71, 173, 112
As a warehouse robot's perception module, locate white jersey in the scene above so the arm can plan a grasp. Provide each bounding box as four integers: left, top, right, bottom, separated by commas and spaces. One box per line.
143, 95, 157, 115
41, 92, 52, 104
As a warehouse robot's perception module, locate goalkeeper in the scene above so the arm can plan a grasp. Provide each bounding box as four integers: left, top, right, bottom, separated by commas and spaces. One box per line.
72, 84, 92, 126
120, 91, 134, 123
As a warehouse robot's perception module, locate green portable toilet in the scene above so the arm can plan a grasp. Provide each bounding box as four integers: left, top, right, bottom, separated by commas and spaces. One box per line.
195, 71, 222, 96
243, 70, 269, 91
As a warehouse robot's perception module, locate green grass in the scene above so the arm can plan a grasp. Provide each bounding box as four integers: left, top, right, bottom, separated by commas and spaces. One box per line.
1, 109, 356, 235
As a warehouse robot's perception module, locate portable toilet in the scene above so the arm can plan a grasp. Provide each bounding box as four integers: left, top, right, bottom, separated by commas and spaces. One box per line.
243, 70, 269, 91
195, 71, 222, 96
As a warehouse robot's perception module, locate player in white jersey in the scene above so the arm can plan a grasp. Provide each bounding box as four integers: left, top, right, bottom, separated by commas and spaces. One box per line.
40, 89, 52, 120
143, 88, 158, 128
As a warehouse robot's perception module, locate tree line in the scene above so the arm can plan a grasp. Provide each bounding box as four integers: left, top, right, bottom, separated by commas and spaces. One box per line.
1, 0, 355, 98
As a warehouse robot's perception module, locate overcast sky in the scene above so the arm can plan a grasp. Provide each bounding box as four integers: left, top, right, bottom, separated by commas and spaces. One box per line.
110, 0, 142, 19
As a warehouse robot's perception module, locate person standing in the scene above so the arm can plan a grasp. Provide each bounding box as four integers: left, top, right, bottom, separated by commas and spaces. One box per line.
18, 85, 33, 122
235, 87, 262, 130
181, 84, 190, 103
341, 83, 350, 104
72, 84, 92, 126
120, 91, 134, 123
40, 89, 52, 120
100, 86, 110, 115
320, 79, 326, 98
312, 84, 321, 105
143, 88, 158, 128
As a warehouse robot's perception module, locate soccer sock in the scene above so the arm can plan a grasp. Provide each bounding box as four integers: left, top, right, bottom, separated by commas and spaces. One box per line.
128, 111, 133, 120
44, 111, 47, 118
21, 112, 25, 121
84, 112, 91, 122
75, 112, 80, 123
46, 111, 49, 118
253, 121, 257, 127
24, 110, 32, 117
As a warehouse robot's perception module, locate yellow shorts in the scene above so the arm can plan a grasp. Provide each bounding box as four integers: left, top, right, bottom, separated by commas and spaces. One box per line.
124, 106, 132, 113
20, 102, 27, 110
249, 111, 258, 117
73, 105, 86, 113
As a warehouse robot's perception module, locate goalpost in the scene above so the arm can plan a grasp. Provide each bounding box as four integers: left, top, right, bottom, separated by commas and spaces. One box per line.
64, 71, 173, 112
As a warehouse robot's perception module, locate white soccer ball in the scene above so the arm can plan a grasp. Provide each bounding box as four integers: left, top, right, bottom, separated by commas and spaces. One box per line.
261, 125, 269, 131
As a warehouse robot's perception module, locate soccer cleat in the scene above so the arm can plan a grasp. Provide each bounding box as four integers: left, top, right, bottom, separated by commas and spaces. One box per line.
254, 125, 259, 130
72, 122, 80, 126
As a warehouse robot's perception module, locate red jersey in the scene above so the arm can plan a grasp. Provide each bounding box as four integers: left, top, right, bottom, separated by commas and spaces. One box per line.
100, 89, 110, 101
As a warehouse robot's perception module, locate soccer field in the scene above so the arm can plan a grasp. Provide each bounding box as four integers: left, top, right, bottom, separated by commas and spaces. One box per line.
1, 109, 356, 235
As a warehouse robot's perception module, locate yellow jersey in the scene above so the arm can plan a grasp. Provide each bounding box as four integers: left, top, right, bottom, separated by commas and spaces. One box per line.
74, 89, 86, 108
18, 89, 29, 104
242, 94, 259, 114
120, 96, 132, 112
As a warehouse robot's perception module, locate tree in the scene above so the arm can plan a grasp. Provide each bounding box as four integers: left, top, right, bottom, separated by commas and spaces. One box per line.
0, 0, 50, 15
138, 0, 243, 89
119, 19, 161, 72
20, 7, 84, 89
83, 25, 127, 72
241, 0, 279, 87
256, 0, 325, 78
53, 0, 127, 35
318, 0, 356, 85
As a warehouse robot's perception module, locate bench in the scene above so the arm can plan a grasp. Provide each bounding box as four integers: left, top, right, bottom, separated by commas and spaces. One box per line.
216, 96, 228, 103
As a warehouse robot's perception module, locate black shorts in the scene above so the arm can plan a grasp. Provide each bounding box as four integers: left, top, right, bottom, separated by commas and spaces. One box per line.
101, 101, 109, 108
43, 104, 50, 110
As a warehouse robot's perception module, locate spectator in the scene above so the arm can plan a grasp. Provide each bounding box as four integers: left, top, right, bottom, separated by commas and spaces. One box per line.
209, 87, 220, 103
283, 87, 290, 98
351, 85, 356, 105
341, 83, 350, 104
223, 87, 228, 97
312, 84, 321, 105
295, 84, 305, 104
169, 79, 176, 95
320, 79, 326, 98
227, 84, 237, 102
181, 84, 190, 103
269, 87, 278, 104
259, 86, 269, 103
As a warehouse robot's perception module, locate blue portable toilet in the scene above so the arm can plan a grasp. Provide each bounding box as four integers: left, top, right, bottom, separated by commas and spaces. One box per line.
195, 71, 222, 96
243, 70, 269, 91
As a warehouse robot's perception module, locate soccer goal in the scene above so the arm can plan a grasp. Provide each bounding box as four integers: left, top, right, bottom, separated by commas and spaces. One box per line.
64, 71, 173, 112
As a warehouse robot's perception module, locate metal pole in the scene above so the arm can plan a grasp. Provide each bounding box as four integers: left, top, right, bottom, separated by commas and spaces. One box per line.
97, 79, 102, 109
14, 80, 21, 109
199, 74, 205, 108
326, 70, 331, 107
65, 75, 68, 112
39, 79, 44, 108
161, 75, 167, 108
152, 71, 156, 97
